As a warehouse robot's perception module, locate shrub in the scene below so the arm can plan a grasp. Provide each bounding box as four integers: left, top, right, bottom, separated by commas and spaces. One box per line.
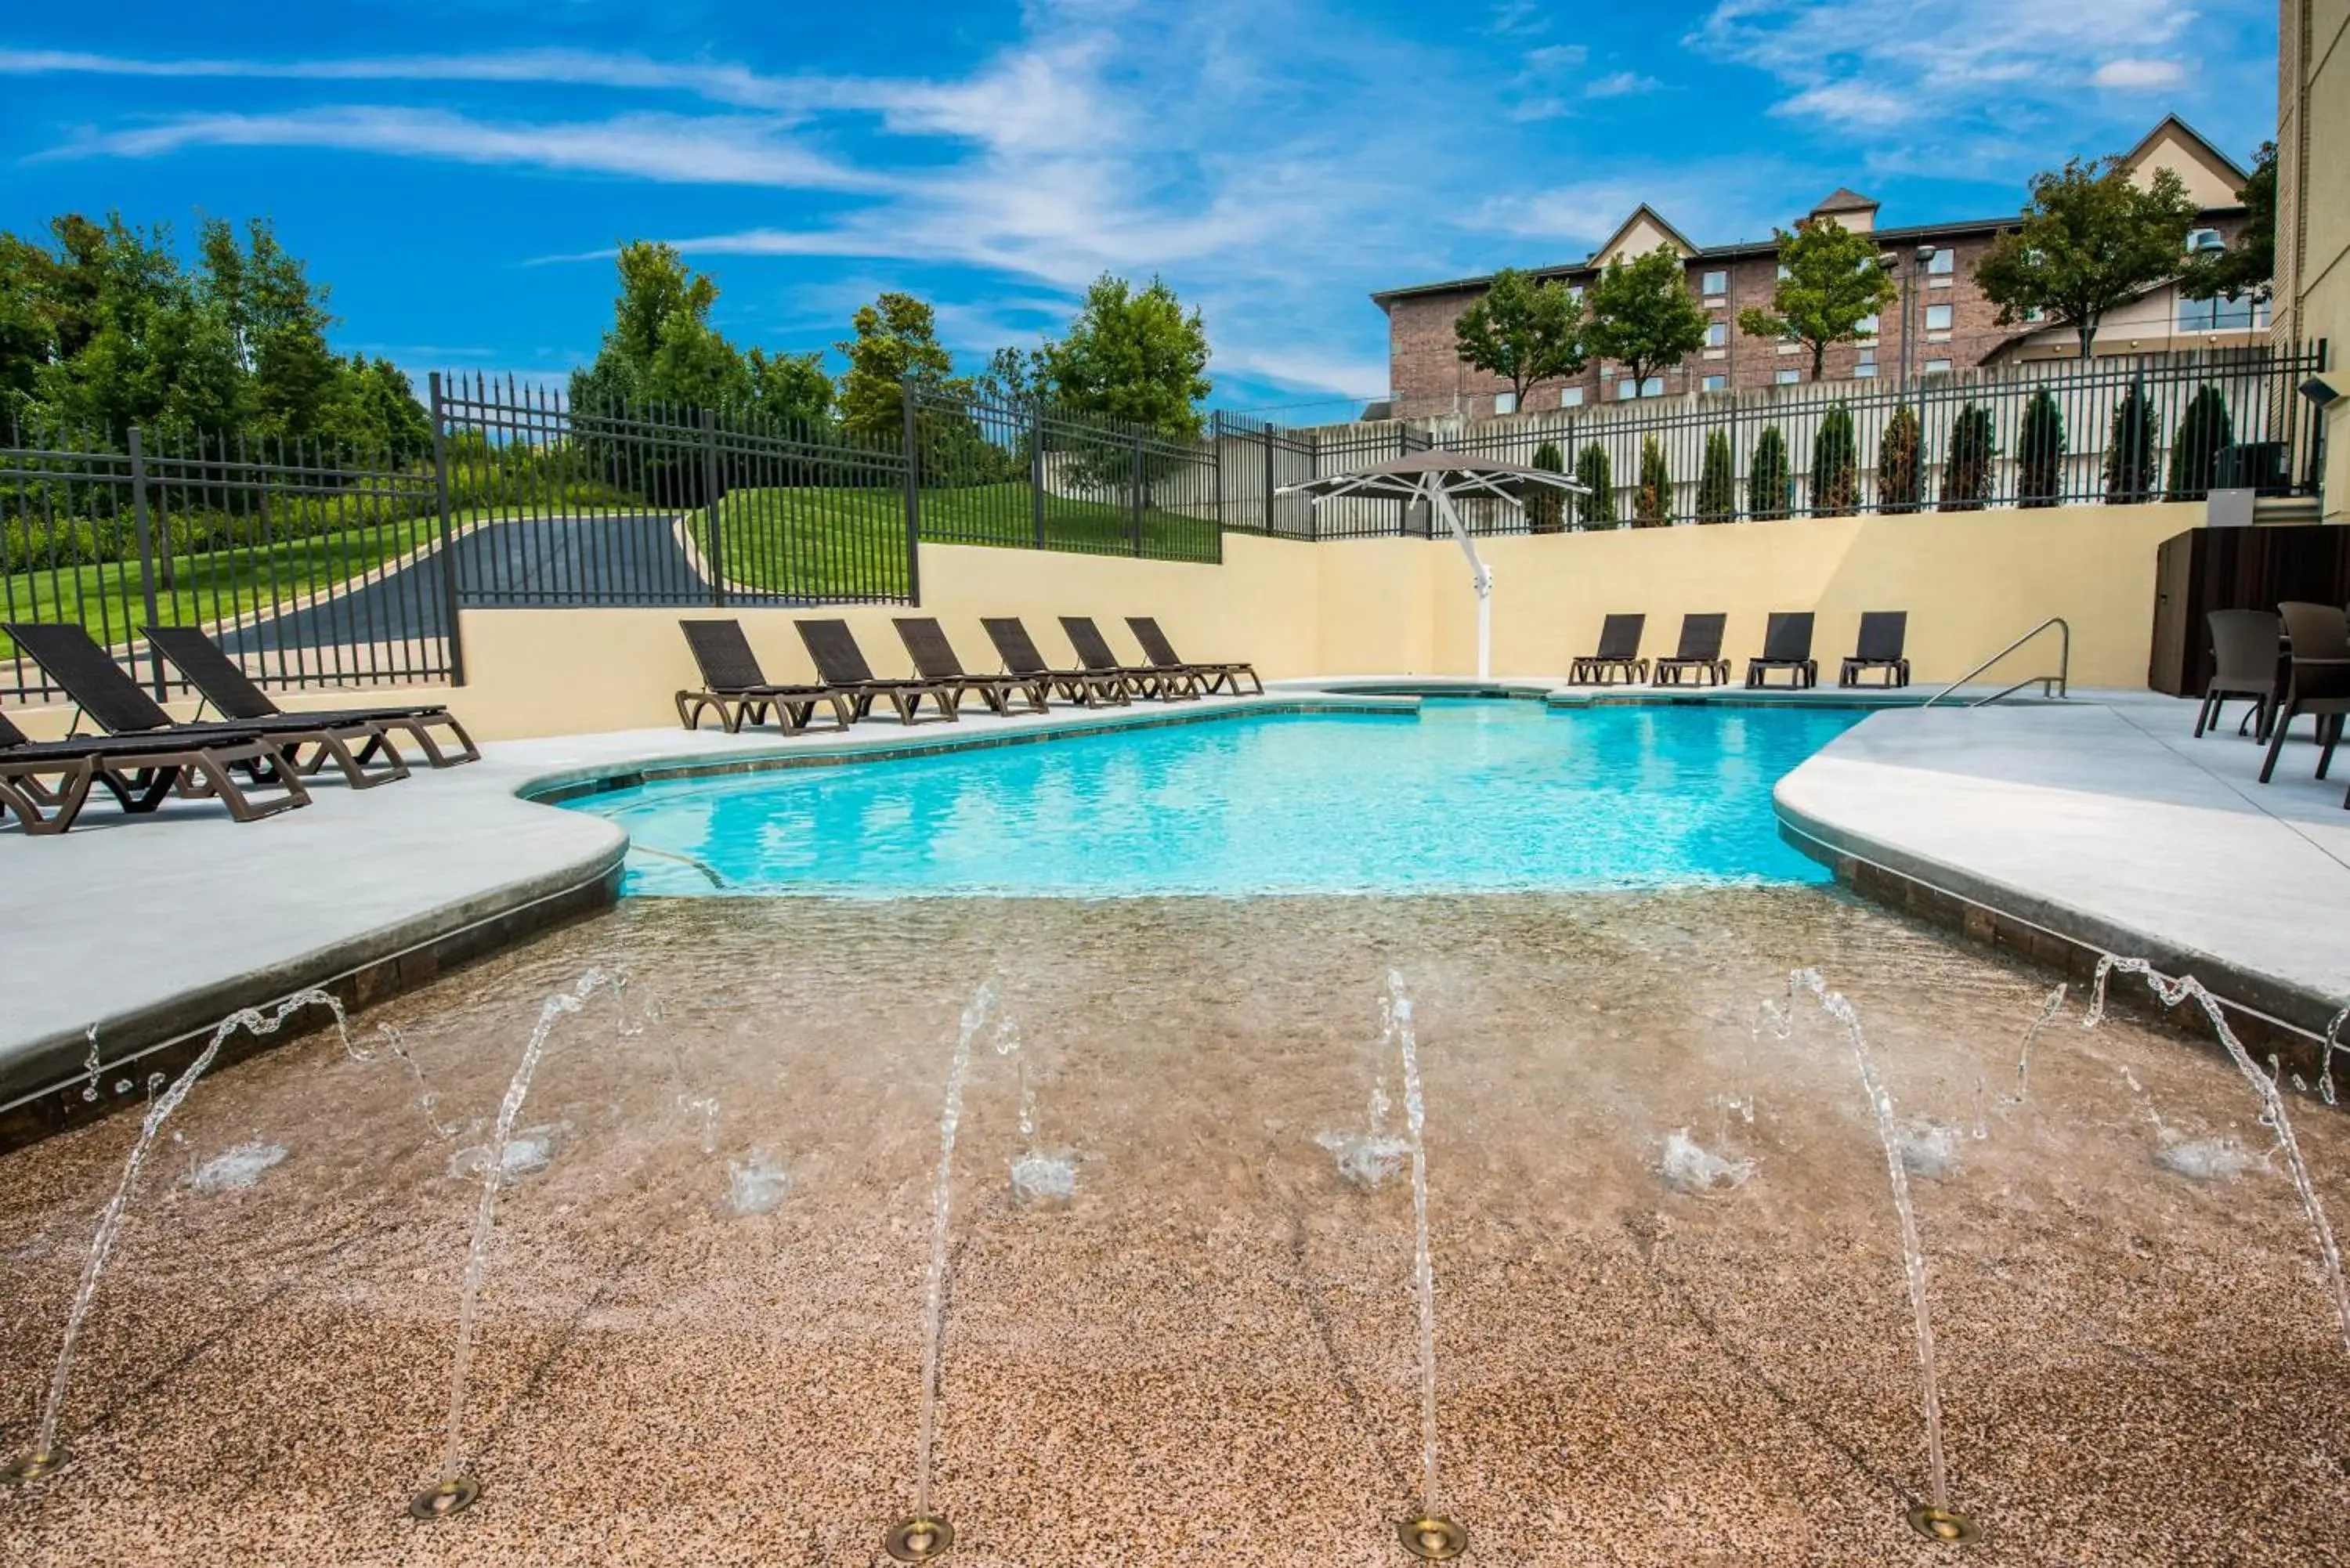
1526, 440, 1566, 533
1695, 429, 1735, 523
2104, 381, 2157, 503
2165, 385, 2232, 500
1940, 403, 1996, 511
1809, 403, 1860, 515
1574, 443, 1616, 527
1633, 435, 1672, 526
2017, 390, 2066, 508
1875, 405, 1923, 514
1748, 425, 1791, 520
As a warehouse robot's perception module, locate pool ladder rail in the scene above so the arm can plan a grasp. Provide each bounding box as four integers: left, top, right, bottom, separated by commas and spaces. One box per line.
1922, 617, 2070, 709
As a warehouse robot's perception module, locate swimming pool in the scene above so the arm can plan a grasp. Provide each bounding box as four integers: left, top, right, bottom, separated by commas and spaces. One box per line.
569, 699, 1861, 897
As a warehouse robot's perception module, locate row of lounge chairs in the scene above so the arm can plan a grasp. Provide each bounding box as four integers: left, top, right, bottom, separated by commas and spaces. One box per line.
0, 623, 475, 836
1568, 612, 1911, 690
677, 615, 1261, 735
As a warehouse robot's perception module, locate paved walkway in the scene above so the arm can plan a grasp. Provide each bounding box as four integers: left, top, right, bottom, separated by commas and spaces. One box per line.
1775, 692, 2350, 1035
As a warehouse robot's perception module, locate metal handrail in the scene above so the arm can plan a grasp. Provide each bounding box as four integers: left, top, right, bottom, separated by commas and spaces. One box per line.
1922, 617, 2070, 708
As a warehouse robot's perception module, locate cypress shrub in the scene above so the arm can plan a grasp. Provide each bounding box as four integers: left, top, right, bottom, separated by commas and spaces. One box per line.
2165, 386, 2233, 500
1875, 405, 1923, 515
1809, 403, 1860, 515
1526, 440, 1565, 533
1574, 443, 1616, 527
1695, 428, 1736, 522
1634, 434, 1672, 526
1748, 426, 1791, 520
1940, 402, 1996, 511
2104, 381, 2156, 503
2016, 389, 2066, 508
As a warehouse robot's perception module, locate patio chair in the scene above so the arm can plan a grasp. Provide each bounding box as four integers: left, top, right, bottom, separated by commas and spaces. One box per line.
2258, 602, 2350, 785
675, 620, 854, 735
1569, 615, 1647, 685
1125, 616, 1262, 695
2193, 609, 2284, 741
981, 617, 1131, 707
1744, 612, 1819, 689
0, 707, 309, 833
1652, 613, 1731, 687
1838, 612, 1911, 688
797, 619, 961, 724
144, 624, 479, 769
5, 621, 402, 791
1060, 616, 1199, 700
894, 618, 1049, 717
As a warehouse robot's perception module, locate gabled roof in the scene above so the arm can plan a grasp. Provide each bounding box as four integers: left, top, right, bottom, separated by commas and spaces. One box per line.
1591, 204, 1697, 262
2122, 113, 2250, 190
1810, 187, 1879, 214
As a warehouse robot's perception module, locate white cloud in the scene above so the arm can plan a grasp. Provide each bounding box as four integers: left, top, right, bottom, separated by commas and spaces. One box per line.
2092, 58, 2186, 89
1585, 70, 1662, 99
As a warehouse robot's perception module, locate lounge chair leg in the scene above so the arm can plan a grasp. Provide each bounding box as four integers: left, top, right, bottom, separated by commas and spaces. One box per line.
2259, 703, 2295, 782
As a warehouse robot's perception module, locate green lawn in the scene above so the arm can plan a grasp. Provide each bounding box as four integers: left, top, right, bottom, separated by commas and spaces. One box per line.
692, 482, 1220, 600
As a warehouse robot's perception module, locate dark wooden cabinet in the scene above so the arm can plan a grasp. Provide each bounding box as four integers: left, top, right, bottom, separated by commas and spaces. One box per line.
2150, 525, 2350, 695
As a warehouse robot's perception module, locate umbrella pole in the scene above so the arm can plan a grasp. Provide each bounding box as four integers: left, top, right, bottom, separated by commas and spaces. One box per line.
1427, 480, 1493, 681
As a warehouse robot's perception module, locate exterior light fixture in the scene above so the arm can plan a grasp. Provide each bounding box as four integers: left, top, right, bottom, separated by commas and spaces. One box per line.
2300, 376, 2341, 407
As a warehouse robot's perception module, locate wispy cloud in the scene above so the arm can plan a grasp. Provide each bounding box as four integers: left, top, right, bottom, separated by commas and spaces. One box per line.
2092, 58, 2186, 89
1585, 70, 1662, 98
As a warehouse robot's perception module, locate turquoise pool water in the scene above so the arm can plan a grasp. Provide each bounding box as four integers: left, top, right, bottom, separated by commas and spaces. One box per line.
569, 700, 1860, 898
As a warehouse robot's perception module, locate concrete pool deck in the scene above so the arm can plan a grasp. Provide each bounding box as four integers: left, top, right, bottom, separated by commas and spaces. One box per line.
5, 681, 2345, 1132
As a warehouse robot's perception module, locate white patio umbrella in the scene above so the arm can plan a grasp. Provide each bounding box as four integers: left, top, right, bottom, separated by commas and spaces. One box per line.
1275, 448, 1589, 680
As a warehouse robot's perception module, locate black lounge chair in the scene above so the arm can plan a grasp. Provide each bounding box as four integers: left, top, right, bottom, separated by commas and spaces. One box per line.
1745, 612, 1819, 689
2194, 608, 2283, 740
6, 621, 402, 790
980, 617, 1130, 707
1060, 616, 1198, 700
675, 620, 854, 735
1838, 611, 1911, 688
894, 619, 1049, 717
0, 708, 307, 833
1570, 615, 1648, 685
145, 623, 479, 769
1652, 614, 1730, 686
797, 619, 960, 724
1125, 616, 1262, 695
2259, 602, 2350, 786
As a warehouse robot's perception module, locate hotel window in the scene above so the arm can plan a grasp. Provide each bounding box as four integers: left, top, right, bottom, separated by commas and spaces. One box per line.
2185, 227, 2223, 254
1705, 321, 1727, 348
1775, 368, 1801, 385
1855, 313, 1879, 338
1923, 358, 1952, 374
1493, 390, 1518, 415
1702, 374, 1728, 392
2022, 305, 2046, 323
1926, 247, 1954, 275
1776, 264, 1792, 281
1560, 385, 1585, 408
1701, 269, 1728, 295
2177, 294, 2271, 333
1853, 359, 1878, 378
1616, 375, 1666, 399
1925, 304, 1954, 331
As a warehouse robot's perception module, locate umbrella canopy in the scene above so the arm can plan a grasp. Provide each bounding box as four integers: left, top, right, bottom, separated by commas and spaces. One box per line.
1274, 446, 1589, 503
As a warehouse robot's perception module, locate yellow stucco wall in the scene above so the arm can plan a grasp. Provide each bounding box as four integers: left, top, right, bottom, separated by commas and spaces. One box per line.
2283, 0, 2350, 521
2, 502, 2209, 741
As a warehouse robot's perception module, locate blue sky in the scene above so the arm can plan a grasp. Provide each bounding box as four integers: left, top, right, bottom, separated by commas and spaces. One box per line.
0, 0, 2278, 419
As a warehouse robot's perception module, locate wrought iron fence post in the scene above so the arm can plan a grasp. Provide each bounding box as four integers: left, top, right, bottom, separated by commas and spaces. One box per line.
1130, 428, 1144, 555
1307, 428, 1321, 542
125, 425, 167, 699
1210, 410, 1224, 533
1030, 401, 1047, 549
427, 373, 468, 685
1262, 427, 1275, 535
700, 407, 728, 607
900, 381, 923, 604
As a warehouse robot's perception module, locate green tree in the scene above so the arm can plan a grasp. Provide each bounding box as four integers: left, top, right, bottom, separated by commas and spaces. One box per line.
1039, 273, 1210, 437
1633, 435, 1672, 525
318, 355, 432, 461
1453, 267, 1586, 409
2165, 385, 2233, 500
835, 291, 957, 440
2017, 390, 2066, 508
1695, 428, 1735, 522
2104, 381, 2157, 502
743, 346, 833, 431
1974, 155, 2200, 358
569, 240, 751, 416
2180, 142, 2276, 304
1748, 425, 1791, 519
1735, 218, 1897, 381
1875, 404, 1923, 514
1574, 443, 1616, 526
1809, 403, 1860, 515
1940, 403, 1997, 511
1584, 246, 1709, 399
977, 344, 1047, 406
1526, 439, 1567, 532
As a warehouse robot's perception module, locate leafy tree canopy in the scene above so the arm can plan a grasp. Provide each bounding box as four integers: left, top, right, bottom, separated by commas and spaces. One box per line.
1974, 155, 2200, 357
835, 290, 958, 439
2180, 141, 2275, 303
573, 241, 832, 430
1453, 267, 1586, 405
1037, 273, 1211, 437
1585, 247, 1709, 399
1735, 218, 1896, 381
